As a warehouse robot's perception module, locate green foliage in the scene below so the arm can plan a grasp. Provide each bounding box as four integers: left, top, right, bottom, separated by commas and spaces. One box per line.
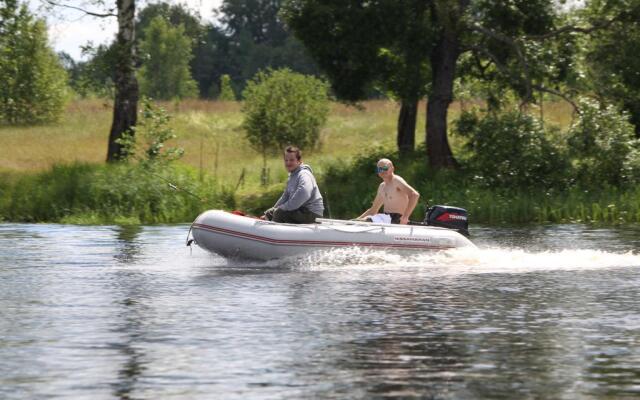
455, 109, 568, 188
282, 0, 413, 102
5, 152, 640, 225
138, 16, 198, 100
241, 68, 330, 161
219, 0, 288, 45
136, 2, 204, 46
582, 0, 640, 136
568, 98, 640, 186
236, 184, 284, 216
72, 43, 117, 98
0, 163, 234, 223
317, 145, 640, 224
117, 98, 184, 166
0, 0, 69, 124
218, 74, 236, 101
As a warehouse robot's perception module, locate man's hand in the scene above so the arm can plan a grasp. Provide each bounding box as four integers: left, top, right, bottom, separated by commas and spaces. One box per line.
400, 215, 409, 225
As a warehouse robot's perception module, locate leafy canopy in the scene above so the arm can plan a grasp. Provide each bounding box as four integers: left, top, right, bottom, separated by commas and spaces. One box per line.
0, 0, 68, 124
138, 16, 198, 100
242, 68, 330, 160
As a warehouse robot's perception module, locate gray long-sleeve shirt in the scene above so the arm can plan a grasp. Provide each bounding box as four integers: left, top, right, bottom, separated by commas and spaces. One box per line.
274, 164, 324, 216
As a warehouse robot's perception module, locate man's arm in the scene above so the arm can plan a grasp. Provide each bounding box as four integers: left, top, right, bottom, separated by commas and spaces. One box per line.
357, 185, 384, 219
397, 177, 420, 224
273, 191, 288, 208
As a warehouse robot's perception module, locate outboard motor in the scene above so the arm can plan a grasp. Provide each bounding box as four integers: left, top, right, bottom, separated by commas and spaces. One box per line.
424, 205, 469, 237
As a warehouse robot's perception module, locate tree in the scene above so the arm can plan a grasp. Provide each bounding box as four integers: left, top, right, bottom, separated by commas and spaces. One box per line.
0, 0, 68, 124
42, 0, 139, 162
106, 0, 138, 162
284, 1, 434, 155
138, 16, 198, 100
136, 2, 215, 97
218, 0, 289, 45
242, 68, 329, 184
283, 0, 574, 168
582, 0, 640, 137
218, 74, 236, 100
216, 0, 321, 95
61, 43, 118, 98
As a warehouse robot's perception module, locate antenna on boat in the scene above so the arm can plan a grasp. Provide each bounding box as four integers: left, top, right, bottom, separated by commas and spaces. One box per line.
147, 171, 206, 203
324, 187, 332, 219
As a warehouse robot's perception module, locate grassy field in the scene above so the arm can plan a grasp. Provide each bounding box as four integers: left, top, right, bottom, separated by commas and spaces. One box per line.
0, 98, 575, 189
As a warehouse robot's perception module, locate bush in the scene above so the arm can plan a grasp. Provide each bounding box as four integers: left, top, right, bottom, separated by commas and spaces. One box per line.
454, 109, 568, 189
117, 98, 184, 167
568, 98, 640, 186
0, 163, 234, 224
218, 74, 236, 101
242, 68, 330, 182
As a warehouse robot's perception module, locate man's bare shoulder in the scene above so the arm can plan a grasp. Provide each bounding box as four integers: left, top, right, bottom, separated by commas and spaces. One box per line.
392, 174, 419, 193
392, 174, 409, 186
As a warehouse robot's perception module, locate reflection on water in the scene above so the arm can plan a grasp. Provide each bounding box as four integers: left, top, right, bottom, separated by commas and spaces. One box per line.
0, 223, 639, 399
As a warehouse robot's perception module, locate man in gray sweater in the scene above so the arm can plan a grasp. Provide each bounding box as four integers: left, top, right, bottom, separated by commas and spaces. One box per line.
262, 146, 324, 224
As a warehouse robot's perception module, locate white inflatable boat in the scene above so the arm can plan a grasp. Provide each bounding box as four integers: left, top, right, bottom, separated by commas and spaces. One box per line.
188, 209, 476, 261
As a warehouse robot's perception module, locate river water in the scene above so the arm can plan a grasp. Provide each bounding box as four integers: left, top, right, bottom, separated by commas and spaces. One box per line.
1, 223, 639, 399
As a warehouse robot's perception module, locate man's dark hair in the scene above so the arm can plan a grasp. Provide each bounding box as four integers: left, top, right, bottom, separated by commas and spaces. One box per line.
284, 145, 302, 160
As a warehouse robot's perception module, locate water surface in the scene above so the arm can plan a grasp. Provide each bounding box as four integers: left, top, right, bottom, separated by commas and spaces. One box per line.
1, 223, 639, 399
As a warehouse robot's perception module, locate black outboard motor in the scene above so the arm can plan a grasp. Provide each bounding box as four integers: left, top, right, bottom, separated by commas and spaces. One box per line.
424, 205, 469, 237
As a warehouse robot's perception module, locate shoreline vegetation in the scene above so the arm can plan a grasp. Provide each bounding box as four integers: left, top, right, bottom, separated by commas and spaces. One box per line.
1, 99, 639, 225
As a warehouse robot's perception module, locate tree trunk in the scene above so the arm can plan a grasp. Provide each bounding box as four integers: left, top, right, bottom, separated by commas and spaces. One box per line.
425, 0, 469, 169
426, 32, 459, 169
106, 0, 139, 162
397, 99, 418, 154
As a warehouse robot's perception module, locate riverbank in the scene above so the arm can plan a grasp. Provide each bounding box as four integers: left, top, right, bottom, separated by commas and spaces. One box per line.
4, 98, 638, 225
1, 158, 640, 225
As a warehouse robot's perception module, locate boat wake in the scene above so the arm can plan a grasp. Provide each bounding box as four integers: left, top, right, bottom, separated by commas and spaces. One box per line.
287, 247, 640, 275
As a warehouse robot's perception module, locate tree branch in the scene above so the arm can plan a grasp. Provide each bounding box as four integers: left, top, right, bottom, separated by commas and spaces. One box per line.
469, 44, 579, 113
531, 84, 579, 114
525, 13, 626, 40
43, 0, 116, 17
471, 24, 533, 101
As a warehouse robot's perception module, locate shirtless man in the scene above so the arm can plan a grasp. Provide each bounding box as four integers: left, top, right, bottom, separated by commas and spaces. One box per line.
357, 158, 420, 225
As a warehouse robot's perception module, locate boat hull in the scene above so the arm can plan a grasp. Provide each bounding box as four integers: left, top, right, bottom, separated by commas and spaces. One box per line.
190, 210, 476, 261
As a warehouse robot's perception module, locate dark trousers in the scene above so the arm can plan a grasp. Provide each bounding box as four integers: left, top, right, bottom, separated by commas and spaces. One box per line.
264, 207, 321, 224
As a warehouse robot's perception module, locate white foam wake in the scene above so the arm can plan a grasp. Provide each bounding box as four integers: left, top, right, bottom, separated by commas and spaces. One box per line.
293, 247, 640, 275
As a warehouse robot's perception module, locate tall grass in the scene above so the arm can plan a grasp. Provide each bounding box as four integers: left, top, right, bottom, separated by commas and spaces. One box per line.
2, 157, 639, 224
5, 97, 627, 225
314, 150, 640, 224
0, 163, 234, 224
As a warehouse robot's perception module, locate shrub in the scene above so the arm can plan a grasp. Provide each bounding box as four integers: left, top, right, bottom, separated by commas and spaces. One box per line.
454, 109, 568, 189
242, 68, 330, 183
0, 163, 233, 223
117, 98, 184, 167
568, 98, 640, 186
218, 74, 236, 101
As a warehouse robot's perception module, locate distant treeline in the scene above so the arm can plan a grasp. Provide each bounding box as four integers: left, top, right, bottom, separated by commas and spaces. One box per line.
59, 0, 324, 100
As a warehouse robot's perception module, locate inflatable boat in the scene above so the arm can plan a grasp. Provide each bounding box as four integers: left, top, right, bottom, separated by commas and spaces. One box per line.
188, 207, 475, 261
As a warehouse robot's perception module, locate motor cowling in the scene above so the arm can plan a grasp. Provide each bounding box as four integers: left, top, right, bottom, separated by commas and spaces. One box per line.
424, 205, 469, 237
